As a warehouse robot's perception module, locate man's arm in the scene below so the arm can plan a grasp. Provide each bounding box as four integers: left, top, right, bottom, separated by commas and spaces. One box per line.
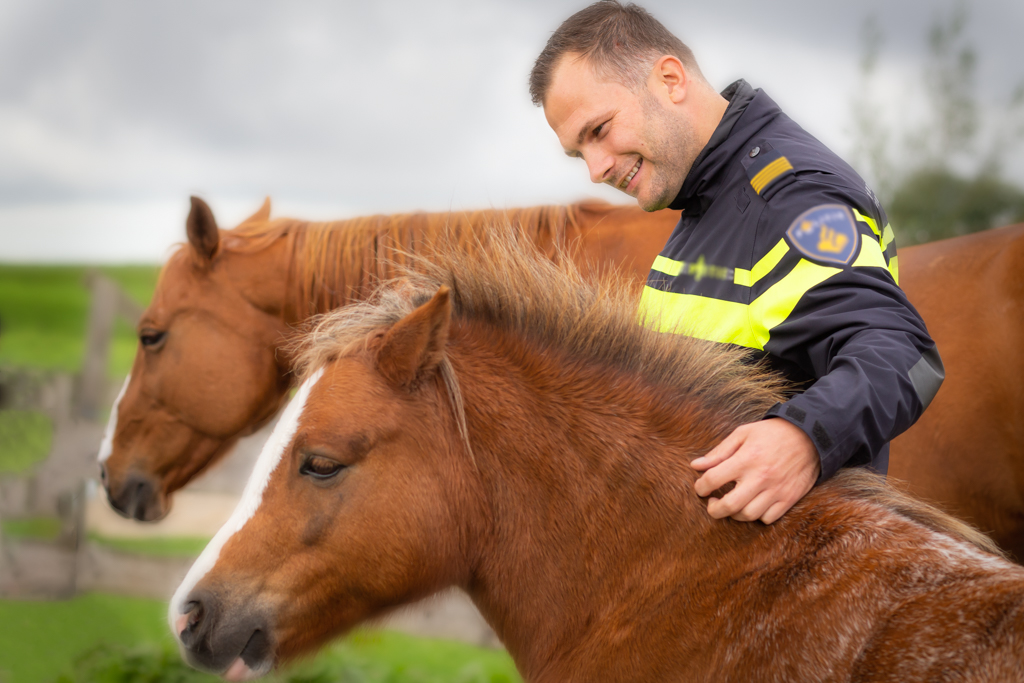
691, 188, 942, 524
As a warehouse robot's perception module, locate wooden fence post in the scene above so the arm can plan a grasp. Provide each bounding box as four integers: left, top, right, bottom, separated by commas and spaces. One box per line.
76, 272, 144, 421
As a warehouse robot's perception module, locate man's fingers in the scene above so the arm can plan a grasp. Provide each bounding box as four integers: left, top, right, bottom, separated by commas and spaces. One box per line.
691, 429, 745, 471
705, 480, 760, 519
693, 455, 745, 498
760, 499, 797, 525
732, 491, 776, 523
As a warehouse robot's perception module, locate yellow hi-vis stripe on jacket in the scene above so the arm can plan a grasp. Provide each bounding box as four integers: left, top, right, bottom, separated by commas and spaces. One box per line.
639, 236, 891, 350
851, 208, 899, 285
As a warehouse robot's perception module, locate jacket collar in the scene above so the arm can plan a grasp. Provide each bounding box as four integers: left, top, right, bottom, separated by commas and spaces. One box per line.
669, 80, 778, 215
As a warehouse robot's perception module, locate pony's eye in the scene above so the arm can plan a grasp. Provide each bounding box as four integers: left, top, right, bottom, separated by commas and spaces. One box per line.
300, 455, 345, 480
139, 329, 166, 349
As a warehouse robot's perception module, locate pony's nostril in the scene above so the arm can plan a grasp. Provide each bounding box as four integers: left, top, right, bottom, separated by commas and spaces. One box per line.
185, 600, 203, 630
99, 463, 107, 485
179, 599, 207, 646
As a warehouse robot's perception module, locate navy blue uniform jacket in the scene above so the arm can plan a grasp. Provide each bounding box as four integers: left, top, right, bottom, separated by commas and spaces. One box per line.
637, 80, 944, 480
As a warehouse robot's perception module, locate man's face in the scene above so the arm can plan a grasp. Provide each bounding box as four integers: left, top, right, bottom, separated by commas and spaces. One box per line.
544, 54, 699, 212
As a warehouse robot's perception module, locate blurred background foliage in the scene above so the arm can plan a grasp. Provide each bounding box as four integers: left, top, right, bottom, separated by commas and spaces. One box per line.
850, 2, 1024, 245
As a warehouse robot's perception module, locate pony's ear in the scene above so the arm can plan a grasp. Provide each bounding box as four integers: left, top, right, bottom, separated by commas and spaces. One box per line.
186, 196, 219, 263
241, 197, 271, 225
376, 287, 451, 391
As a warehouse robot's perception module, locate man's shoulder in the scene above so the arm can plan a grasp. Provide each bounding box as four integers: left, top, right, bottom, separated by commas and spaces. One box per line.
739, 129, 872, 206
735, 131, 887, 268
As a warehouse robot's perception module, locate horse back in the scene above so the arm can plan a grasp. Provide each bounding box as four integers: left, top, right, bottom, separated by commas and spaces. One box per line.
891, 223, 1024, 559
570, 201, 679, 288
850, 571, 1024, 682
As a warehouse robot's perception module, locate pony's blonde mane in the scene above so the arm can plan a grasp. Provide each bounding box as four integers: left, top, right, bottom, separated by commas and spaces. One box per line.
296, 227, 784, 437
222, 202, 608, 320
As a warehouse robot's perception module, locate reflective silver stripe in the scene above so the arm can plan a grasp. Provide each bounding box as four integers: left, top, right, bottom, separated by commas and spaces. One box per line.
908, 346, 945, 409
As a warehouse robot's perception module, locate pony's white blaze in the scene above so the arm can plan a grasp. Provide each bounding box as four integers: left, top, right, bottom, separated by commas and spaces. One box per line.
98, 374, 131, 463
168, 368, 325, 633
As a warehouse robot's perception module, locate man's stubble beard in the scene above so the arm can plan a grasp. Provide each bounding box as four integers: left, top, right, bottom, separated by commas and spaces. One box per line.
636, 90, 702, 212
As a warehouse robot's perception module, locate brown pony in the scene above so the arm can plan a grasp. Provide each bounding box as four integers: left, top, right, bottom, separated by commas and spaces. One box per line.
98, 197, 677, 521
170, 239, 1024, 683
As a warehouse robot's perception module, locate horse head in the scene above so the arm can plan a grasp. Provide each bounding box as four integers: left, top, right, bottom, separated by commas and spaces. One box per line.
168, 287, 472, 678
99, 197, 293, 521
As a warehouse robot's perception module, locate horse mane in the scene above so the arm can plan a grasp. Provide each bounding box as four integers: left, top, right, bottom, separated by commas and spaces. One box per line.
293, 229, 1003, 559
294, 226, 787, 451
220, 201, 617, 319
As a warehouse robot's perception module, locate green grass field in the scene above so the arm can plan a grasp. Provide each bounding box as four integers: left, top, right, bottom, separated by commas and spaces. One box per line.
0, 264, 158, 473
0, 593, 520, 683
86, 533, 213, 558
0, 264, 160, 376
0, 410, 53, 474
0, 516, 62, 542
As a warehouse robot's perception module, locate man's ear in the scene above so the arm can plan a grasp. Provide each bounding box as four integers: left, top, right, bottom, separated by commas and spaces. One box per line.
651, 55, 688, 104
376, 287, 451, 391
186, 196, 219, 264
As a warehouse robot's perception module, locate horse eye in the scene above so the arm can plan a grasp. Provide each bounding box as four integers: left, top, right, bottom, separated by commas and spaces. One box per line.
139, 329, 166, 348
300, 455, 345, 480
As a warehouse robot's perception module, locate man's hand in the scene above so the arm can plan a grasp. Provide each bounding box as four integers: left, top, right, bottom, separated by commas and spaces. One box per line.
691, 418, 820, 524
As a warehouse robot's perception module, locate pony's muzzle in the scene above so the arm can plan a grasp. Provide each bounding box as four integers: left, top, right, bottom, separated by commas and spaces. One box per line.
175, 588, 274, 679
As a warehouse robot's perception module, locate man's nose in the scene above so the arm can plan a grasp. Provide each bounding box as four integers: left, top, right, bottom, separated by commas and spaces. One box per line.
586, 153, 614, 185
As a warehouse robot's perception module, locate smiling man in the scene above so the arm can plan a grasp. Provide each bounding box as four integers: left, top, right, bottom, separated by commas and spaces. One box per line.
530, 1, 944, 524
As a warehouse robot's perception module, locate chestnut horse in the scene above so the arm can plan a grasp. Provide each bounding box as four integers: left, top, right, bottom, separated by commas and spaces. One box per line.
101, 196, 1024, 560
891, 224, 1024, 552
98, 197, 677, 521
171, 241, 1024, 682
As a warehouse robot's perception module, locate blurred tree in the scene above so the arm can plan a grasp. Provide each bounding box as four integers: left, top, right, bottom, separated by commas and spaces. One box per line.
850, 2, 1024, 245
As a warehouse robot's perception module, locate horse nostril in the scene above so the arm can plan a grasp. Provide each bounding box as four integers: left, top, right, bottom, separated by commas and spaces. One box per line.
127, 476, 155, 521
186, 600, 203, 630
99, 463, 107, 485
179, 599, 206, 646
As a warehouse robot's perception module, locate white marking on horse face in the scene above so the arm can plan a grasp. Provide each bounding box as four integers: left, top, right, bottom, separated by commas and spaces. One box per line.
168, 367, 325, 635
98, 375, 131, 464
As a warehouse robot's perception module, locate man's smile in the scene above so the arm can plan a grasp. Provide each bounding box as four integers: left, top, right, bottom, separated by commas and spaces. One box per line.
619, 158, 643, 190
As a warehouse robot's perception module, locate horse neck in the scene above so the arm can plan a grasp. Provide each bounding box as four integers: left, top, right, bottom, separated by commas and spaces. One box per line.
449, 329, 736, 680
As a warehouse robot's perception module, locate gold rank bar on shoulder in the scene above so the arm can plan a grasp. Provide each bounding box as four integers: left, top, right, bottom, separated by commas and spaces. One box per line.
750, 156, 794, 195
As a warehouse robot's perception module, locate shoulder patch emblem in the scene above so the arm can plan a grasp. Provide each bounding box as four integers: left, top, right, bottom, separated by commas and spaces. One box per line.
786, 204, 859, 265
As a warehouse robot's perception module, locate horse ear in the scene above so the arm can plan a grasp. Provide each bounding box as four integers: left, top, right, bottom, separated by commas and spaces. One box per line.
376, 287, 451, 391
241, 197, 272, 225
186, 196, 219, 263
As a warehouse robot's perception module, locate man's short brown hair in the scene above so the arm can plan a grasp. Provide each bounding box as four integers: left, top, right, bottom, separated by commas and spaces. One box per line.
529, 1, 703, 107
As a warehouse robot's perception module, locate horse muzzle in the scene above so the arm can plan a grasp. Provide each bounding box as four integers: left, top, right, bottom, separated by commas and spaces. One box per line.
175, 588, 275, 680
104, 471, 168, 522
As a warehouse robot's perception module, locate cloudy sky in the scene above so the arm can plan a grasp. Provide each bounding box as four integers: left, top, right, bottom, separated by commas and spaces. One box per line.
1, 0, 1022, 262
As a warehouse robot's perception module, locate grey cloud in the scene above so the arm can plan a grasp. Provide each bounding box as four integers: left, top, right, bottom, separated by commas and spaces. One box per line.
0, 0, 1021, 260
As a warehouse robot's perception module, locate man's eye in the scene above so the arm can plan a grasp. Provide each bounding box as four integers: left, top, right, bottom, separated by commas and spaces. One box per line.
300, 455, 346, 480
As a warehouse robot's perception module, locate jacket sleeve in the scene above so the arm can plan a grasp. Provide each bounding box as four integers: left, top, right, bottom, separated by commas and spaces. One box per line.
755, 181, 944, 481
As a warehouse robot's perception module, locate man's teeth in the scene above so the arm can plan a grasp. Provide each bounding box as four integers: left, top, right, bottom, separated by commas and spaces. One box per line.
624, 159, 642, 186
